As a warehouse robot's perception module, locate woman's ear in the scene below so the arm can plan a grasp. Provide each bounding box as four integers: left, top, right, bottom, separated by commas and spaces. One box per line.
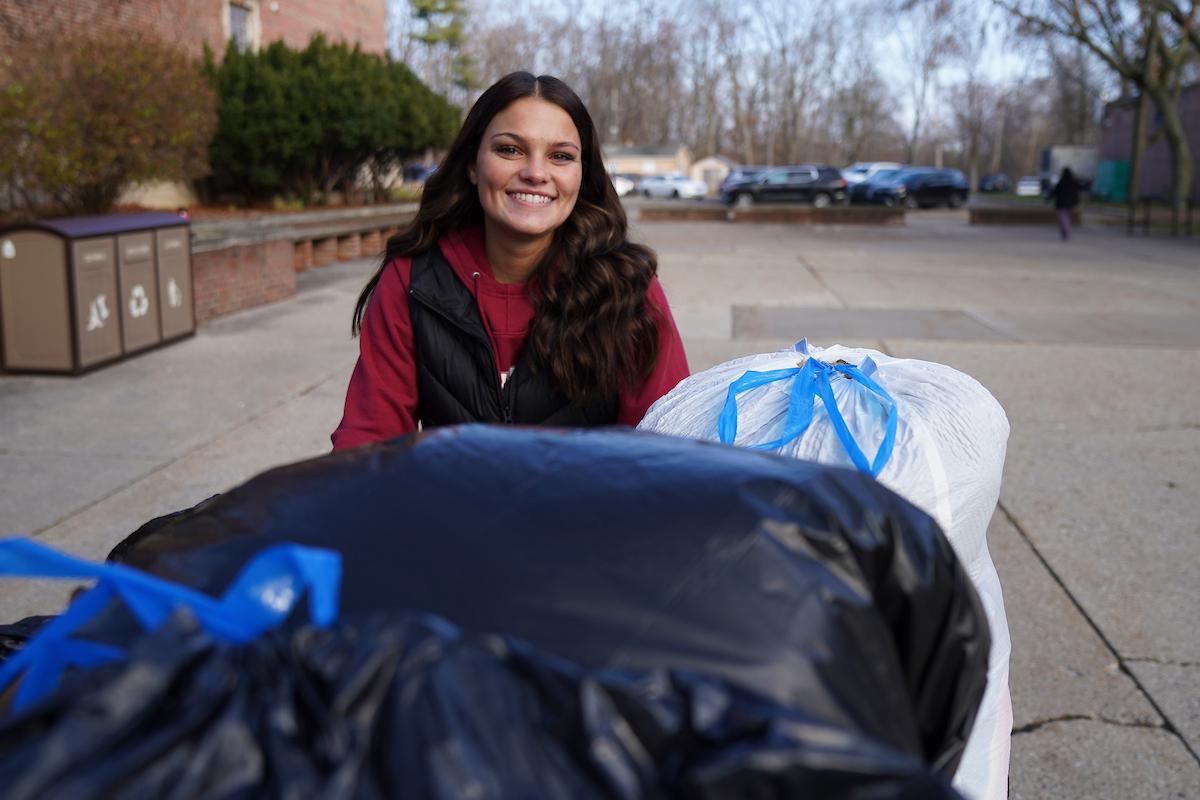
468, 165, 477, 185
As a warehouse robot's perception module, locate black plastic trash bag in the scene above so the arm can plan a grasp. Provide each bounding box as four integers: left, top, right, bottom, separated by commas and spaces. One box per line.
0, 425, 985, 796
0, 610, 964, 800
0, 616, 52, 663
98, 427, 989, 775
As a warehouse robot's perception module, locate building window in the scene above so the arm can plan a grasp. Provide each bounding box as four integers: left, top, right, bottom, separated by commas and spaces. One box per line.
228, 2, 258, 51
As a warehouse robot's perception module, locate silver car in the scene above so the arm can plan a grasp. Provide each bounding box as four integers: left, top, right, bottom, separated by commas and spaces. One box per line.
1015, 176, 1042, 197
640, 174, 708, 199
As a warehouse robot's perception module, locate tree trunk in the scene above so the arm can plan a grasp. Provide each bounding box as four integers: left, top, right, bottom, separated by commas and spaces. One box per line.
1123, 12, 1152, 226
990, 107, 1005, 174
1145, 82, 1193, 227
907, 105, 922, 164
1127, 89, 1148, 215
968, 134, 979, 195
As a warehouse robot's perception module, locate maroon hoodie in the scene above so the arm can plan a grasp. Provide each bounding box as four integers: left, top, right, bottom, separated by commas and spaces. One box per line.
331, 228, 689, 450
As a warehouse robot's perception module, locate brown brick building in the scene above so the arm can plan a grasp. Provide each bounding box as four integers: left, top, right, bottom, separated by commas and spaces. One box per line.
0, 0, 388, 57
1099, 84, 1200, 202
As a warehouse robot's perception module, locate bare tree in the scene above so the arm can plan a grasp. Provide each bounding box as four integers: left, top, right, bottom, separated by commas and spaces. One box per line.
947, 6, 992, 188
997, 0, 1198, 220
830, 53, 898, 162
1044, 38, 1108, 144
756, 0, 819, 164
894, 0, 963, 163
395, 0, 1177, 185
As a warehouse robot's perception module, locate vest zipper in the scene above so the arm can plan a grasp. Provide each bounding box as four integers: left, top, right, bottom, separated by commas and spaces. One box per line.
471, 270, 514, 424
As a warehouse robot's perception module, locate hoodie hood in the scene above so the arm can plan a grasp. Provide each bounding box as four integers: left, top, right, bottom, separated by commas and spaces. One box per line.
438, 227, 496, 298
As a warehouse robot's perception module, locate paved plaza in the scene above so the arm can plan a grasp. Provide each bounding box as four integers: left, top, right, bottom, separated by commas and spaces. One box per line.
1, 209, 1197, 797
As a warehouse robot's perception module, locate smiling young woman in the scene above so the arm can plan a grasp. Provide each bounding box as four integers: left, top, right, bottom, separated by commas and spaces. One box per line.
331, 72, 689, 449
469, 96, 582, 280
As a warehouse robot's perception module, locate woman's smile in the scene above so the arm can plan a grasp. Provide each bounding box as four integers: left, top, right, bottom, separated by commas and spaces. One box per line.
508, 190, 555, 207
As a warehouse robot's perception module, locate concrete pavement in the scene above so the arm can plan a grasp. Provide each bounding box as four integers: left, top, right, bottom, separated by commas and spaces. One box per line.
1, 208, 1197, 797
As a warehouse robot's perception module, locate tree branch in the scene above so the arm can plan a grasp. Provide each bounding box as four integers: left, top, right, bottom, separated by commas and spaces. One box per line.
1150, 0, 1200, 52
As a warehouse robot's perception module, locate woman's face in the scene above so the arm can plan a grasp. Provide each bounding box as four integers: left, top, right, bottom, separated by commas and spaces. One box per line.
471, 96, 583, 247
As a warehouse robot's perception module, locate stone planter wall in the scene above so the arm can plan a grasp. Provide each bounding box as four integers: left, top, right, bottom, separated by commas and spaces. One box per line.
190, 204, 416, 324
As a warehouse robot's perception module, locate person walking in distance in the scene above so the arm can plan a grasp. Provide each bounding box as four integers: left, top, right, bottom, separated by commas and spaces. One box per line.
1048, 167, 1081, 241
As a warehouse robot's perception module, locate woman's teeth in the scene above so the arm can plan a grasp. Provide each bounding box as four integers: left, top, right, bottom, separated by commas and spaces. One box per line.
511, 192, 551, 205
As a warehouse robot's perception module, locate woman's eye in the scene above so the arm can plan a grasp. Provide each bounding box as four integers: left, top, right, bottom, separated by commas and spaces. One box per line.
495, 145, 520, 156
551, 152, 576, 162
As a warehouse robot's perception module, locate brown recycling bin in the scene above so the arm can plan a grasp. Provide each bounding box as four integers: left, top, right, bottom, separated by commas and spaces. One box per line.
155, 227, 194, 340
0, 212, 193, 374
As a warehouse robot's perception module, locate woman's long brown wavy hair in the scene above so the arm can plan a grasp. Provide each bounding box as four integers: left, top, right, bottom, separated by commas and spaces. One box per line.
352, 71, 660, 402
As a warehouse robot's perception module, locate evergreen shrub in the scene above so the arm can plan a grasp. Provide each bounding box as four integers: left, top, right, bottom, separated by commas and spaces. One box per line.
204, 37, 457, 205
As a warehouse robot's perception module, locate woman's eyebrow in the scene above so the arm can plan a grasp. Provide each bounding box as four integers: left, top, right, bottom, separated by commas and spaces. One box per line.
490, 132, 580, 150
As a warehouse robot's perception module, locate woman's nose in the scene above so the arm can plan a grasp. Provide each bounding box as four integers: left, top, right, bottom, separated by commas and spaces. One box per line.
519, 157, 549, 183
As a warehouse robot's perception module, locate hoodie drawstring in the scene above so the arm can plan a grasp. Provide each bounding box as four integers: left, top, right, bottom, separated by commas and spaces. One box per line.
472, 271, 512, 421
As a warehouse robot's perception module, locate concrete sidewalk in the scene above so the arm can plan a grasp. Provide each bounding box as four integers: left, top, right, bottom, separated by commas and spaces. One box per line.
1, 209, 1197, 798
0, 260, 366, 618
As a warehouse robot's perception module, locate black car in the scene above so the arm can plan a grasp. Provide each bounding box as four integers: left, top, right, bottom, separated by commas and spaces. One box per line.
718, 166, 769, 194
722, 165, 848, 208
857, 167, 969, 209
848, 168, 906, 204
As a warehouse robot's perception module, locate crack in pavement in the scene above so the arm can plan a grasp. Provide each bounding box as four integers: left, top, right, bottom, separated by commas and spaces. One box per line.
997, 500, 1200, 766
1126, 657, 1200, 668
1013, 714, 1168, 736
1133, 423, 1200, 434
795, 254, 850, 308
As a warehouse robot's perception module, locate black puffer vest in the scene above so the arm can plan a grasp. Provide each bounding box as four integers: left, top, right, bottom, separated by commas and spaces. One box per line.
408, 247, 619, 428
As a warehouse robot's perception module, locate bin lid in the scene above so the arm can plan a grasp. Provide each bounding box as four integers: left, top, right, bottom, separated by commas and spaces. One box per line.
1, 212, 188, 239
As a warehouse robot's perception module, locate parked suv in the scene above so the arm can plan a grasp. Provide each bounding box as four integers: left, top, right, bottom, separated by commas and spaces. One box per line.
848, 168, 905, 204
722, 165, 848, 208
718, 166, 770, 194
859, 167, 969, 208
841, 161, 904, 185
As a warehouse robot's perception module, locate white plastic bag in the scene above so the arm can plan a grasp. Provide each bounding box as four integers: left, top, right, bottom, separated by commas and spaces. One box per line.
639, 340, 1011, 800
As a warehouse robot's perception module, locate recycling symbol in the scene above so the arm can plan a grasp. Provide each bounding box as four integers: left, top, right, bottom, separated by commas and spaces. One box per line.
128, 285, 150, 318
167, 278, 183, 309
86, 294, 110, 332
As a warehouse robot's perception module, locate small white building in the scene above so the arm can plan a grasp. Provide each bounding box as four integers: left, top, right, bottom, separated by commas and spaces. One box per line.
602, 144, 692, 177
690, 155, 738, 194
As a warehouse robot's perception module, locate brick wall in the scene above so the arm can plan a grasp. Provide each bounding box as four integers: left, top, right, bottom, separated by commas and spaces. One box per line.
192, 240, 296, 324
260, 0, 388, 54
1, 1, 224, 58
1, 0, 387, 58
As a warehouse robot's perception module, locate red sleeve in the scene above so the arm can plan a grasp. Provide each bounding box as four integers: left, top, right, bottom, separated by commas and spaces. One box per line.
618, 277, 690, 426
331, 258, 419, 451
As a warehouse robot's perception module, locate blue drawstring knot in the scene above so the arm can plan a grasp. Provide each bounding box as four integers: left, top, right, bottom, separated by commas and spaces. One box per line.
0, 538, 341, 711
717, 343, 897, 477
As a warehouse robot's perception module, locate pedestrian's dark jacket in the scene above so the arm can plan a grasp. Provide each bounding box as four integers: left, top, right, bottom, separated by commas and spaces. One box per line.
1050, 173, 1080, 209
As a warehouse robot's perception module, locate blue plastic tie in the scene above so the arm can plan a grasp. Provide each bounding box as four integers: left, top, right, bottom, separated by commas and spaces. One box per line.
717, 355, 897, 476
0, 538, 341, 711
